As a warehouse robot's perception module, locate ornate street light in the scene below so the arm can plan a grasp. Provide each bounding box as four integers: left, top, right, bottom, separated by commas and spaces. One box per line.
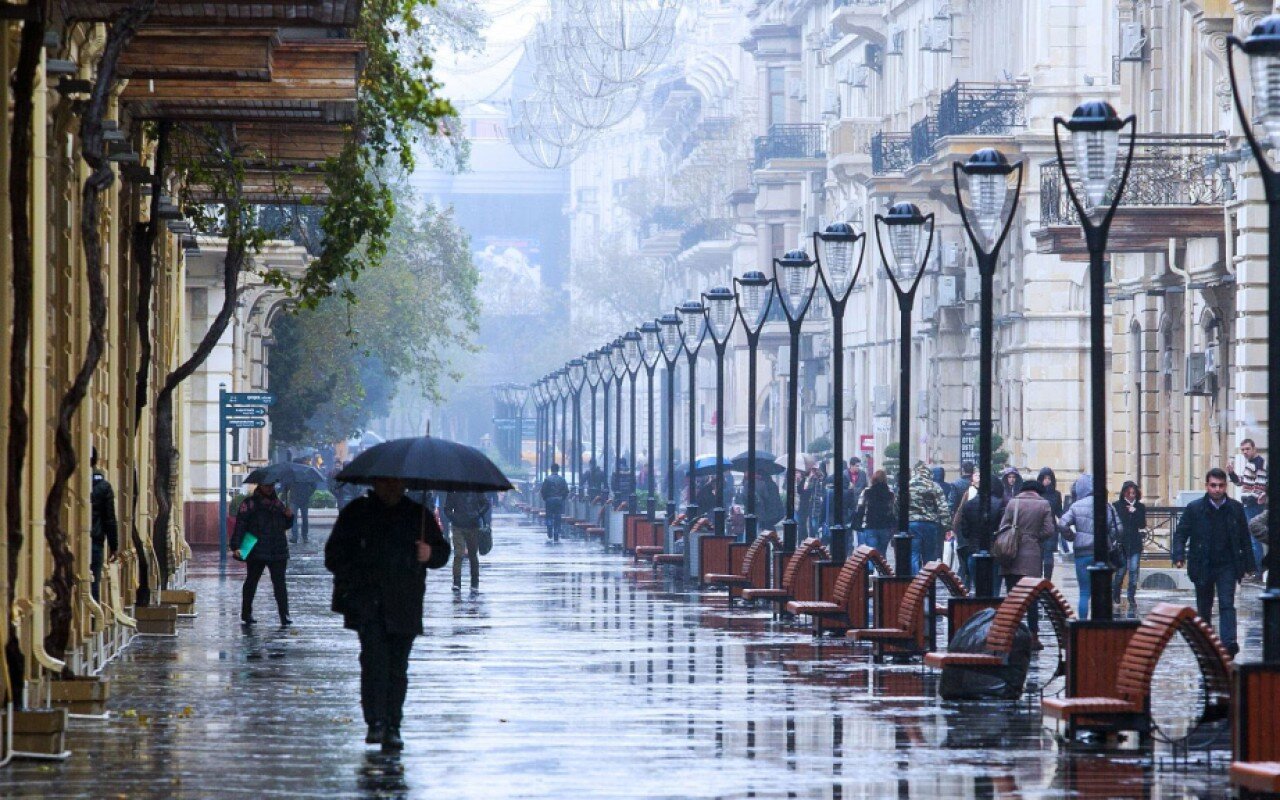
658, 313, 684, 522
584, 352, 603, 497
874, 202, 935, 575
639, 321, 663, 520
608, 337, 628, 502
677, 300, 707, 523
598, 345, 615, 499
814, 223, 866, 565
773, 248, 819, 552
622, 330, 643, 513
1053, 101, 1136, 621
513, 384, 530, 473
954, 148, 1024, 597
555, 368, 571, 483
567, 358, 587, 494
532, 379, 545, 482
734, 271, 776, 542
702, 286, 737, 538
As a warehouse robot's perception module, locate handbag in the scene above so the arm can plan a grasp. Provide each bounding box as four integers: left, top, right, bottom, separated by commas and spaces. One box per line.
478, 524, 493, 556
992, 500, 1021, 567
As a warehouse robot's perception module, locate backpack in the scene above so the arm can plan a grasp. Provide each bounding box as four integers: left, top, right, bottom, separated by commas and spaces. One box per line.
992, 500, 1022, 567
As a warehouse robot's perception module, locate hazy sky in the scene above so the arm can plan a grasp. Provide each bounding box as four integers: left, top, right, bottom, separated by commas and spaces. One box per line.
434, 0, 549, 108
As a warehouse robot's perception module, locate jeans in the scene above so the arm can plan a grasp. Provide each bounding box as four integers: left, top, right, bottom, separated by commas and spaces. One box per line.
1113, 552, 1141, 603
1074, 555, 1094, 621
1194, 564, 1239, 648
909, 521, 942, 575
357, 622, 415, 727
545, 498, 564, 541
452, 527, 481, 588
1245, 501, 1265, 574
861, 528, 893, 556
291, 505, 310, 543
242, 559, 289, 622
90, 537, 106, 601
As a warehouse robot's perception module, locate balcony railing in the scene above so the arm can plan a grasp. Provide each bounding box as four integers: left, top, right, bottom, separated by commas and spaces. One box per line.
1039, 135, 1228, 225
909, 116, 936, 164
936, 81, 1028, 139
870, 131, 911, 174
832, 0, 883, 7
754, 123, 826, 169
679, 218, 734, 252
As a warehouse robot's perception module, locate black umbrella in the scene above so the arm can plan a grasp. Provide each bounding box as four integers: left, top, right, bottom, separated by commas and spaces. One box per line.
731, 450, 785, 476
244, 462, 327, 487
336, 436, 513, 492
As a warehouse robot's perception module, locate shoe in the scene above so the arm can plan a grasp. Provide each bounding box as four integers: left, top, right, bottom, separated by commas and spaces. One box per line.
366, 722, 384, 744
290, 537, 299, 544
452, 584, 461, 592
241, 616, 256, 625
280, 616, 293, 627
381, 726, 404, 752
1227, 642, 1240, 658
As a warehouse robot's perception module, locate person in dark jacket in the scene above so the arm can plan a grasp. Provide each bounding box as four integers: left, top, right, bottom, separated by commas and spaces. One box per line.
743, 473, 785, 532
1112, 480, 1147, 610
583, 458, 606, 498
1037, 467, 1064, 578
1172, 468, 1258, 656
999, 466, 1023, 502
325, 478, 450, 752
231, 482, 294, 626
854, 470, 896, 555
540, 463, 569, 542
954, 480, 1005, 584
611, 457, 636, 502
89, 447, 118, 602
444, 491, 490, 592
286, 469, 322, 545
948, 462, 975, 515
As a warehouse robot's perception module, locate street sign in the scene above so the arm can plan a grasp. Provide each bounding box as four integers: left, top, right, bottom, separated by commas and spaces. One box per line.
223, 405, 267, 417
224, 418, 266, 429
859, 434, 875, 452
224, 392, 275, 406
959, 419, 981, 467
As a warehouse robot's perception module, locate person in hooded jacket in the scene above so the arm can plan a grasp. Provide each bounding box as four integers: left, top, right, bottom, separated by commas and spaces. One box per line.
908, 462, 952, 573
999, 479, 1057, 645
1057, 474, 1120, 620
999, 467, 1023, 502
231, 482, 294, 626
1037, 467, 1064, 579
853, 470, 896, 554
1112, 481, 1147, 611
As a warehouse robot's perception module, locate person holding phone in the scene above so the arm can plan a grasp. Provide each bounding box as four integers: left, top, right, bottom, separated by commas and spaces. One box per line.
231, 481, 294, 627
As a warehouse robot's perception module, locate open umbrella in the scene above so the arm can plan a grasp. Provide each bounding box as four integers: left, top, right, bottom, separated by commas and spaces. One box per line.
336, 436, 513, 492
680, 454, 732, 478
730, 449, 784, 476
244, 462, 326, 487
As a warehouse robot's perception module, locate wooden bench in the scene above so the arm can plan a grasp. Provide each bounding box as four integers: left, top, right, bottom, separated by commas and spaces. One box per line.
786, 545, 891, 635
1041, 602, 1231, 742
741, 538, 831, 610
1231, 661, 1280, 796
848, 561, 967, 662
924, 577, 1075, 687
703, 531, 780, 604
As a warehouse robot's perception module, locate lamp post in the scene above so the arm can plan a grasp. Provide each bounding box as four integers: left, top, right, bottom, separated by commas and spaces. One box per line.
703, 287, 737, 538
1228, 19, 1280, 660
555, 368, 569, 480
568, 358, 586, 494
773, 249, 819, 552
659, 313, 684, 522
599, 346, 614, 500
814, 223, 866, 565
1052, 101, 1136, 621
677, 300, 707, 523
734, 272, 776, 542
874, 202, 935, 576
953, 148, 1024, 597
639, 321, 662, 520
532, 379, 545, 482
607, 338, 627, 502
622, 331, 643, 513
584, 352, 602, 497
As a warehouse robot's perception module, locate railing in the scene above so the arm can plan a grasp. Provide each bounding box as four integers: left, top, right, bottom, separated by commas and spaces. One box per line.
1039, 134, 1228, 225
1142, 506, 1181, 559
679, 218, 733, 251
870, 131, 911, 174
936, 81, 1028, 139
909, 116, 936, 164
828, 116, 878, 158
642, 206, 687, 238
832, 0, 884, 7
754, 123, 826, 169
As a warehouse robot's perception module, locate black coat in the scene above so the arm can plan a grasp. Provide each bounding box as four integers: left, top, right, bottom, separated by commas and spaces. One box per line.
1172, 495, 1257, 584
956, 493, 1006, 552
324, 493, 451, 637
231, 490, 293, 562
856, 482, 896, 530
1113, 494, 1147, 555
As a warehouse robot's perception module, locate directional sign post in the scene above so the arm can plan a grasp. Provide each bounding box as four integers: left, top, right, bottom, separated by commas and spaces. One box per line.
219, 387, 275, 562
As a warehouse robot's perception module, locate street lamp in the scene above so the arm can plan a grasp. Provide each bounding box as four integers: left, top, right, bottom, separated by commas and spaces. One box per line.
622, 330, 643, 513
677, 299, 707, 523
639, 320, 663, 520
512, 384, 530, 474
584, 352, 603, 497
703, 287, 737, 538
568, 358, 586, 494
608, 338, 628, 502
598, 345, 615, 499
1053, 101, 1136, 621
954, 148, 1024, 597
555, 368, 570, 482
814, 222, 866, 565
773, 248, 819, 552
874, 202, 935, 576
658, 313, 684, 522
734, 271, 776, 542
532, 379, 545, 482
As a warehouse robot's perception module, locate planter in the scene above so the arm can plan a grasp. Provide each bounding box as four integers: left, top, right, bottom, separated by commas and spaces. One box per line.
159, 589, 196, 615
133, 604, 178, 635
14, 708, 68, 756
50, 676, 111, 715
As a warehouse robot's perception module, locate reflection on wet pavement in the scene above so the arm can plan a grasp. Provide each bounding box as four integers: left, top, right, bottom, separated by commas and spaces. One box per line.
0, 513, 1249, 798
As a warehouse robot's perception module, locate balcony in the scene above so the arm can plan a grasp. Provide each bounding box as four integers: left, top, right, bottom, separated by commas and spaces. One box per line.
830, 0, 886, 40
753, 124, 826, 170
676, 218, 734, 272
827, 117, 876, 177
909, 116, 936, 164
936, 81, 1028, 139
678, 218, 733, 252
870, 131, 911, 174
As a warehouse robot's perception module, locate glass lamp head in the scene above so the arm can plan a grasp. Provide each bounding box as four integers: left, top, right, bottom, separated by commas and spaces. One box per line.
734, 271, 775, 333
584, 351, 601, 387
610, 338, 627, 379
959, 148, 1016, 250
1063, 101, 1125, 208
815, 222, 861, 302
658, 313, 684, 361
639, 321, 661, 368
1242, 16, 1280, 153
772, 249, 817, 321
622, 330, 642, 371
702, 287, 737, 344
567, 358, 585, 389
677, 300, 707, 353
881, 202, 929, 280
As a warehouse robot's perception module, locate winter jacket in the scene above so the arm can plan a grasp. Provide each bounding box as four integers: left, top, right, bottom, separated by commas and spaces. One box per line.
540, 474, 569, 502
999, 467, 1023, 502
611, 469, 636, 498
231, 487, 294, 562
755, 477, 785, 530
90, 470, 119, 554
954, 490, 1005, 553
1057, 474, 1120, 557
1113, 481, 1147, 556
855, 482, 896, 530
444, 491, 490, 529
1037, 467, 1064, 563
1000, 490, 1056, 578
324, 493, 451, 637
948, 475, 973, 514
1172, 494, 1257, 585
908, 464, 951, 528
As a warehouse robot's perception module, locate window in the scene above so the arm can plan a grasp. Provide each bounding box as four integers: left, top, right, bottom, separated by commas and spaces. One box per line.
770, 224, 786, 261
768, 67, 787, 127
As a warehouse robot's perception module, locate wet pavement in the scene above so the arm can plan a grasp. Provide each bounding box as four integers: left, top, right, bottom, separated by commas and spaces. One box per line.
0, 511, 1259, 798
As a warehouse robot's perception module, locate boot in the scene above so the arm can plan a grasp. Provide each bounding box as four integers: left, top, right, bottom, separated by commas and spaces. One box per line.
382, 726, 404, 752
366, 721, 384, 744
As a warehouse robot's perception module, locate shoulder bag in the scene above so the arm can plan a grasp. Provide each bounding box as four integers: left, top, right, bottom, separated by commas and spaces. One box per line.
992, 499, 1021, 567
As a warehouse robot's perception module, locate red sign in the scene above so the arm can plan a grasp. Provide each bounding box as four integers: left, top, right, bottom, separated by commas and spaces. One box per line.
859, 435, 875, 451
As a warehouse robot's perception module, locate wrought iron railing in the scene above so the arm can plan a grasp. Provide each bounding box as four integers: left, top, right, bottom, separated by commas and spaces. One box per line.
832, 0, 884, 7
679, 218, 733, 251
936, 81, 1028, 139
754, 123, 826, 168
909, 116, 936, 164
870, 131, 911, 174
1039, 134, 1228, 225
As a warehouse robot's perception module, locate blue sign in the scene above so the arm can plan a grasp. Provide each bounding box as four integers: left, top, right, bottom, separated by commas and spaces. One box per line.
224, 392, 275, 406
224, 418, 266, 429
223, 405, 267, 417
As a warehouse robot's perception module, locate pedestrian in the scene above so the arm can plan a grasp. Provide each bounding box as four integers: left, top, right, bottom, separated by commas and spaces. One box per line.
1172, 468, 1258, 657
908, 462, 951, 574
695, 475, 717, 518
443, 491, 491, 593
1112, 480, 1147, 612
611, 457, 635, 503
1228, 438, 1268, 578
89, 447, 118, 602
1057, 474, 1120, 621
854, 470, 896, 554
949, 462, 975, 515
1248, 510, 1275, 583
999, 466, 1023, 502
287, 467, 321, 545
753, 473, 785, 532
1037, 467, 1064, 579
231, 481, 294, 626
998, 479, 1056, 647
953, 474, 1003, 584
324, 477, 451, 751
847, 457, 869, 502
583, 458, 606, 498
540, 463, 569, 542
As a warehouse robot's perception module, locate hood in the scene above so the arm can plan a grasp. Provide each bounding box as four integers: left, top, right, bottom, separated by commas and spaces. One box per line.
1072, 474, 1093, 501
1037, 467, 1057, 489
1119, 480, 1141, 502
913, 463, 935, 481
931, 466, 946, 484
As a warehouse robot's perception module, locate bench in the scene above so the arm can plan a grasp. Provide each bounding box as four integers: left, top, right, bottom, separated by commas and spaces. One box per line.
1231, 661, 1280, 796
924, 577, 1075, 688
703, 531, 780, 604
741, 538, 831, 610
848, 561, 968, 662
1041, 602, 1231, 742
786, 545, 891, 635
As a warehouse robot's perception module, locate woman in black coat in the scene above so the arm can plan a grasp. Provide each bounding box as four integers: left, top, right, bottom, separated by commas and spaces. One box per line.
231, 482, 294, 626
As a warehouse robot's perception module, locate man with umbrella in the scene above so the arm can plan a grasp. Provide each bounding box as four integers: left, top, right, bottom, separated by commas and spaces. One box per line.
284, 459, 325, 544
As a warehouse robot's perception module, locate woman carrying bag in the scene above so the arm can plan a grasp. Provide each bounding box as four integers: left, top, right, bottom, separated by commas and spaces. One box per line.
231, 481, 295, 626
994, 480, 1057, 647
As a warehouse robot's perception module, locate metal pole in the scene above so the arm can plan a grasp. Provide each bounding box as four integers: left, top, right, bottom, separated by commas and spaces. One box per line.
647, 364, 657, 520
745, 332, 760, 542
686, 350, 699, 521
218, 384, 228, 563
893, 296, 914, 576
665, 360, 677, 522
830, 304, 848, 565
614, 375, 623, 500
1266, 190, 1280, 662
603, 380, 612, 500
784, 322, 802, 552
714, 341, 727, 537
559, 395, 567, 479
973, 249, 998, 596
629, 370, 638, 514
572, 389, 581, 494
1086, 233, 1114, 622
589, 386, 597, 496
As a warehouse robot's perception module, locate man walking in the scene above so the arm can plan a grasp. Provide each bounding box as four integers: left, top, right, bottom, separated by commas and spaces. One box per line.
1173, 468, 1257, 657
1229, 438, 1268, 578
540, 463, 569, 542
89, 447, 118, 601
907, 462, 952, 574
444, 491, 490, 592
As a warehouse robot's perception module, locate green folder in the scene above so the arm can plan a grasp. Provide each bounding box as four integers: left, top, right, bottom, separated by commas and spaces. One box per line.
239, 532, 258, 558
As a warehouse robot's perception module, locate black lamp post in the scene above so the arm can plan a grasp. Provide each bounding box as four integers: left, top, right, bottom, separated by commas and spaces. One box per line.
555, 368, 569, 481
622, 331, 643, 513
703, 287, 738, 538
874, 202, 935, 576
773, 249, 819, 552
1052, 101, 1136, 621
954, 148, 1024, 597
814, 223, 866, 565
532, 379, 545, 483
734, 272, 776, 542
677, 300, 707, 523
607, 338, 627, 503
599, 347, 614, 500
658, 313, 684, 522
584, 353, 602, 497
639, 321, 662, 521
1228, 18, 1280, 661
568, 358, 586, 494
